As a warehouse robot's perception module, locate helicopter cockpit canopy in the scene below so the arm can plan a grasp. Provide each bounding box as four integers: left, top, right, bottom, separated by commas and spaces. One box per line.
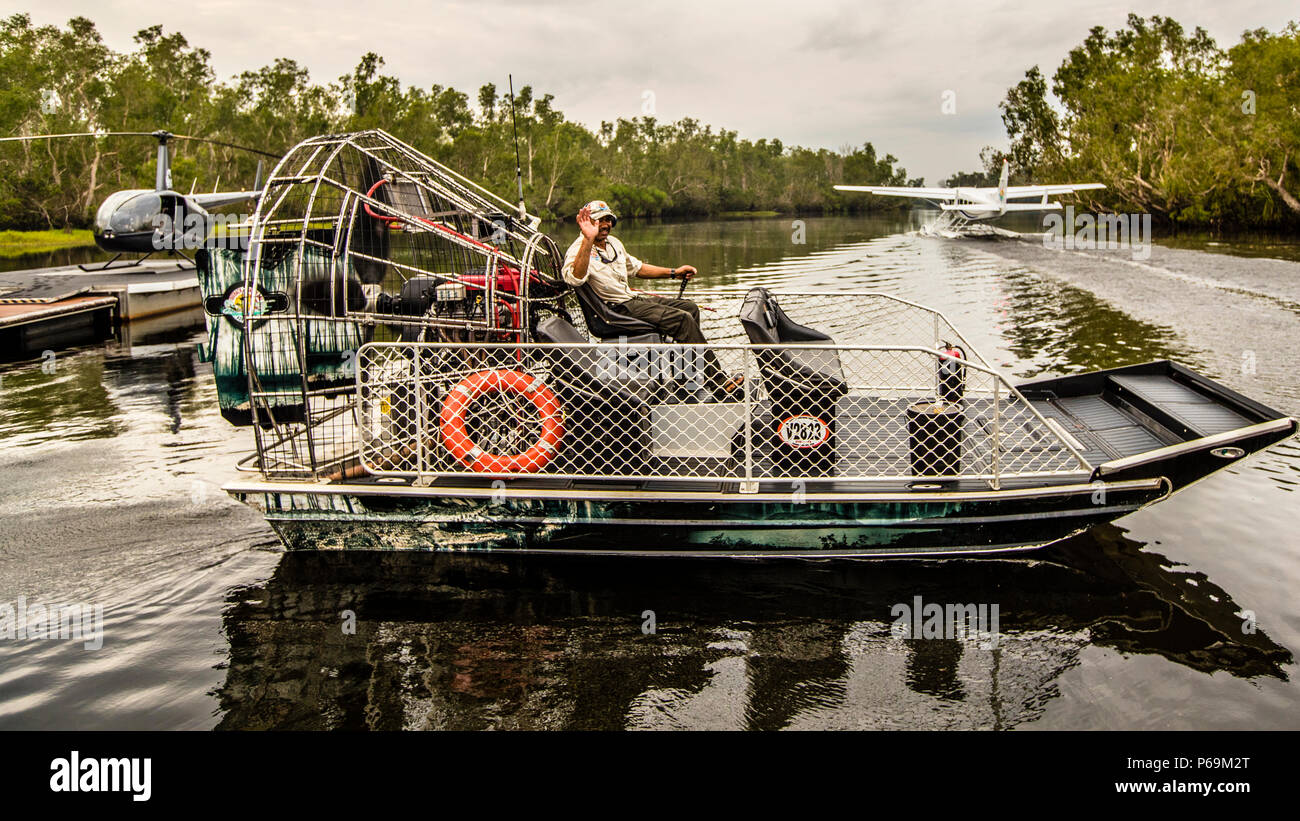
95, 190, 161, 236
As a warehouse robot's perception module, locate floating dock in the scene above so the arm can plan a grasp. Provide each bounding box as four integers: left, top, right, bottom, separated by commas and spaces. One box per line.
0, 259, 200, 358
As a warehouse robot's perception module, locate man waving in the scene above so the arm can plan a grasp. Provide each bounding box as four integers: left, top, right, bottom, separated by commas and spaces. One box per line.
561, 200, 707, 341
561, 200, 742, 397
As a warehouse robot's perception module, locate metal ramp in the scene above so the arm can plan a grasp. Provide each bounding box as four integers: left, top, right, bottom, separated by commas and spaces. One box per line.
1019, 361, 1292, 464
1029, 395, 1168, 462
1108, 374, 1253, 438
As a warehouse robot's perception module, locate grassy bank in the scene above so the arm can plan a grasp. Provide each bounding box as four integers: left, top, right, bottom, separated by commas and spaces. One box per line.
0, 229, 97, 257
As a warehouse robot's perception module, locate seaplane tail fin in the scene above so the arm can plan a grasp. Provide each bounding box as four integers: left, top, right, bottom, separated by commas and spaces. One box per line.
998, 160, 1009, 205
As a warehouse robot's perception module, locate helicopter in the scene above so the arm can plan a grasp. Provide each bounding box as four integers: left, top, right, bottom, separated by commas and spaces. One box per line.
0, 130, 281, 267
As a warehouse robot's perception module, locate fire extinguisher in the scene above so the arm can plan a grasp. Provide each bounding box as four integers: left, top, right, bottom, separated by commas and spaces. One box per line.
938, 342, 965, 404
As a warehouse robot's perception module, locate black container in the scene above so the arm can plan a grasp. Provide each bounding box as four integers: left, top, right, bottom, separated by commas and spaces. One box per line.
534, 315, 651, 472
772, 394, 839, 477
763, 347, 846, 477
906, 401, 965, 476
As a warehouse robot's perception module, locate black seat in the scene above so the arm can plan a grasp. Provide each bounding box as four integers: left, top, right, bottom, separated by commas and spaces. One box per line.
738, 287, 847, 394
738, 288, 847, 476
533, 313, 651, 471
534, 312, 590, 344
571, 281, 662, 342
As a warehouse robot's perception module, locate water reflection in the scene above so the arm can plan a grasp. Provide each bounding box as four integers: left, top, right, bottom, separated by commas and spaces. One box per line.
995, 269, 1204, 378
213, 524, 1291, 730
0, 244, 116, 274
0, 352, 123, 446
1155, 233, 1300, 264
0, 334, 206, 448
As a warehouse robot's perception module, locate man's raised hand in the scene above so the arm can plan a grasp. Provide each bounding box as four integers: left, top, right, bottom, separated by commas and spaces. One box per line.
577, 206, 599, 241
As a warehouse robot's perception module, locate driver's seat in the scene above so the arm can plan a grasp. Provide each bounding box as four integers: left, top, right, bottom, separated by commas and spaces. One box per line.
571, 281, 663, 342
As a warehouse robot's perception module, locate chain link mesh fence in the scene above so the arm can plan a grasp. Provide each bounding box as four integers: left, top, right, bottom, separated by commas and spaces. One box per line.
350, 341, 1088, 484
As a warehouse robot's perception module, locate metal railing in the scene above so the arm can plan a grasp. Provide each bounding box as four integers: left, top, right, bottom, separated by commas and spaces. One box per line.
671, 290, 986, 365
235, 274, 1090, 487
345, 340, 1090, 488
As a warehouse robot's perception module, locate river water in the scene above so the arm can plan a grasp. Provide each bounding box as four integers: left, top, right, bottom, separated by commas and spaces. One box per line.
1, 214, 1297, 729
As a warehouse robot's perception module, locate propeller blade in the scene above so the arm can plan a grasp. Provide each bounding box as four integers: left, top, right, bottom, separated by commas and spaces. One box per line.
299, 277, 368, 316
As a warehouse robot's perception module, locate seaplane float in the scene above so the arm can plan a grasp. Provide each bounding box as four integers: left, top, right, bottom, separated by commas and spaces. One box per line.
194, 130, 1295, 557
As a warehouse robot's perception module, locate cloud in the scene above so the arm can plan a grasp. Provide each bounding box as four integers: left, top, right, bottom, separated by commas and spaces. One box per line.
24, 0, 1300, 184
801, 7, 881, 56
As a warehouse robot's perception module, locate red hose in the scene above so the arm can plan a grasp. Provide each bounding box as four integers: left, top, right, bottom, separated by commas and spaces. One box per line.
362, 177, 502, 256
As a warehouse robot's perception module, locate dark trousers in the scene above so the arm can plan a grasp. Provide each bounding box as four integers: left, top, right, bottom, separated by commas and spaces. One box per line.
615, 295, 707, 343
615, 295, 727, 394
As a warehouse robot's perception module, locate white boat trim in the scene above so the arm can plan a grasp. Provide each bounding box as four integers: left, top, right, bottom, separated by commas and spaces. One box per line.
225, 476, 1167, 504
1096, 417, 1296, 476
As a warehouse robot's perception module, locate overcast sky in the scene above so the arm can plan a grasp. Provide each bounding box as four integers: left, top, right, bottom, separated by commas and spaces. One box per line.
25, 0, 1300, 183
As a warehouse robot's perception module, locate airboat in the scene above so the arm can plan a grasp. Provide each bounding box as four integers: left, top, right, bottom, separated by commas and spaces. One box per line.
197, 130, 1295, 557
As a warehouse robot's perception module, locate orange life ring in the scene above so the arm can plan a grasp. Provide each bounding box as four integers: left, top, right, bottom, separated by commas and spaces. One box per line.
439, 369, 564, 473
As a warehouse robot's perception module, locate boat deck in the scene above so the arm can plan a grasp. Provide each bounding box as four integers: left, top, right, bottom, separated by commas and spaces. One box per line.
1031, 395, 1169, 463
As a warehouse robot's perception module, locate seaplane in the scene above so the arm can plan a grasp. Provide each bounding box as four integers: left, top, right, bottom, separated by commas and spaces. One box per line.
835, 160, 1105, 238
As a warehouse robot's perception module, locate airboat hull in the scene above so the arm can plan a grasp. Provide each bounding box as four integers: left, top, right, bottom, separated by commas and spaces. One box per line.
227, 476, 1171, 558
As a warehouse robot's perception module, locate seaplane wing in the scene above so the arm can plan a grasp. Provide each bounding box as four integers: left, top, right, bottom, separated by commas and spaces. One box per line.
1003, 183, 1106, 199
832, 185, 961, 199
835, 161, 1103, 236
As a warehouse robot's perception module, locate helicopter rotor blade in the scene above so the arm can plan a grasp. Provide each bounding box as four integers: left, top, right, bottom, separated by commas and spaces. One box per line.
0, 131, 282, 159
166, 134, 281, 159
0, 131, 159, 142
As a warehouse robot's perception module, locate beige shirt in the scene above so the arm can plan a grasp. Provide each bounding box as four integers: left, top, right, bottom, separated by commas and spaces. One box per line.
562, 234, 643, 303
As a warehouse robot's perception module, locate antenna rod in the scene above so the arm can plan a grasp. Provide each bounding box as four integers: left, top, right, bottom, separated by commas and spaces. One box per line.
508, 74, 525, 219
